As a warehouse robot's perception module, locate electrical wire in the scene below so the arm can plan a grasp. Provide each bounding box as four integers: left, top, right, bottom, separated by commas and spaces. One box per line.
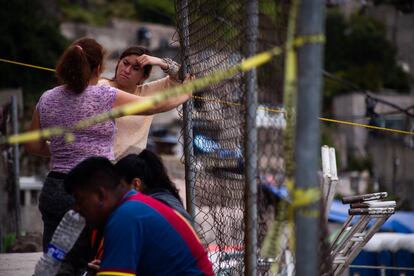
322, 70, 414, 118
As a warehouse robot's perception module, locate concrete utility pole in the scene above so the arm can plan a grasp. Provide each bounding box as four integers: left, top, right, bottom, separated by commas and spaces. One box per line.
294, 0, 325, 275
12, 96, 21, 238
244, 0, 258, 275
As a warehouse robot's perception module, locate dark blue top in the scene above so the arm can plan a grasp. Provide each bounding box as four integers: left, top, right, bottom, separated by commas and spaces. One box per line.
97, 190, 213, 276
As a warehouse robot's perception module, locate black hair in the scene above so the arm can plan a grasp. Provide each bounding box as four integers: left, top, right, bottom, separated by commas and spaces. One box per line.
115, 150, 182, 203
65, 156, 120, 194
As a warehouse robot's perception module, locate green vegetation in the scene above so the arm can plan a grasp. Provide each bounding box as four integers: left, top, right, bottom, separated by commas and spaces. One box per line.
58, 0, 176, 26
323, 8, 412, 173
373, 0, 414, 13
0, 0, 179, 111
1, 233, 16, 253
0, 0, 68, 103
0, 0, 177, 103
347, 154, 372, 172
324, 9, 411, 111
134, 0, 175, 25
59, 0, 137, 25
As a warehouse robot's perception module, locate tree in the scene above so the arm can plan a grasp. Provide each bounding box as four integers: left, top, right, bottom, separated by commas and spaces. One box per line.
58, 0, 176, 26
373, 0, 414, 13
133, 0, 176, 25
0, 0, 68, 103
324, 8, 411, 110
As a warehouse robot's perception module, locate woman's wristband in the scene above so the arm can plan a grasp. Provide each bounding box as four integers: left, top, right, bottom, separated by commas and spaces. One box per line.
161, 58, 181, 82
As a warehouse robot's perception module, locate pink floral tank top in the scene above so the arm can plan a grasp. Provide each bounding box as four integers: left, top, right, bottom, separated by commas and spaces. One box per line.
36, 84, 117, 173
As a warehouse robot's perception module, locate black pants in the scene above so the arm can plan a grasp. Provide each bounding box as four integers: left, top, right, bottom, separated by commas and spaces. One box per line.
39, 174, 93, 276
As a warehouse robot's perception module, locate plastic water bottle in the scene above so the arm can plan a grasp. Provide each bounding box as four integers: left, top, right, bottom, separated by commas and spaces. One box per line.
34, 210, 86, 276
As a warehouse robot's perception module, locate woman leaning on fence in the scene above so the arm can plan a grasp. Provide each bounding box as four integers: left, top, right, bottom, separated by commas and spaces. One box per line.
98, 46, 188, 160
24, 37, 191, 275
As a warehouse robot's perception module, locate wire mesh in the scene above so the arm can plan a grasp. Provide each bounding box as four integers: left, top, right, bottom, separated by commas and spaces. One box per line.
0, 97, 19, 251
255, 1, 294, 274
175, 1, 247, 274
175, 0, 292, 275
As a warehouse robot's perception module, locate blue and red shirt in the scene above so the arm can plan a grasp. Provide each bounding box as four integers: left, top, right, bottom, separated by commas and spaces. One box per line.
97, 190, 214, 276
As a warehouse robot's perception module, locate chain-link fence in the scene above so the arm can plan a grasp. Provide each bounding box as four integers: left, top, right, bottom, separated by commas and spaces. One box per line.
0, 95, 20, 252
175, 1, 248, 274
174, 0, 293, 274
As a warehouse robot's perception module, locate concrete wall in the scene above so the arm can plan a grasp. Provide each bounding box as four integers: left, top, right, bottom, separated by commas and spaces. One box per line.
332, 92, 414, 202
366, 5, 414, 91
368, 136, 414, 208
60, 19, 177, 56
19, 177, 43, 234
332, 92, 369, 162
333, 92, 414, 160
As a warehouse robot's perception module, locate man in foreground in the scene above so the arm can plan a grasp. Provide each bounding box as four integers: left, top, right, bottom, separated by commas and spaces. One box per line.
64, 156, 214, 276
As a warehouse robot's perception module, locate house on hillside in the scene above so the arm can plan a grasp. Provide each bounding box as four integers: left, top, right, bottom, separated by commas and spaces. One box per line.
332, 92, 414, 208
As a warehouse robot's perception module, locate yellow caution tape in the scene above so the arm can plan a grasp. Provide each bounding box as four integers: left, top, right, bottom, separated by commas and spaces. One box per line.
320, 117, 414, 135
0, 58, 55, 72
7, 127, 64, 144
293, 34, 325, 48
240, 48, 282, 71
0, 46, 285, 145
0, 32, 326, 146
192, 95, 285, 113
285, 178, 321, 209
0, 36, 324, 76
291, 187, 321, 209
265, 1, 301, 267
189, 98, 414, 136
186, 98, 414, 137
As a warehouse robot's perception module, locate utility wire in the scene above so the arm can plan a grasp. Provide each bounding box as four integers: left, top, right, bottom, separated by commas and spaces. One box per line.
322, 70, 414, 118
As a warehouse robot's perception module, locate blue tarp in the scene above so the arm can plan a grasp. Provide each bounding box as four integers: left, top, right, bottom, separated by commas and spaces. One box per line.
328, 199, 414, 233
329, 200, 414, 275
381, 212, 414, 233
350, 233, 414, 276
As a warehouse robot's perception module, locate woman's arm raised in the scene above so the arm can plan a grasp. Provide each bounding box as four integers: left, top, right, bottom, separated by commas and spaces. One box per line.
113, 74, 193, 115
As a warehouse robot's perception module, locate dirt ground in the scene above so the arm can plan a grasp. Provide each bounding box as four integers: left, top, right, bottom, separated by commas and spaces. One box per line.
0, 232, 43, 276
0, 252, 42, 276
6, 232, 42, 253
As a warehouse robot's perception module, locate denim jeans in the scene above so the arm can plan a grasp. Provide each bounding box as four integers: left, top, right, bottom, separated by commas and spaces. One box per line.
39, 175, 92, 276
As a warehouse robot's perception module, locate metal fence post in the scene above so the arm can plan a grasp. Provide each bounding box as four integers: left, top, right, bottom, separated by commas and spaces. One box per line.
11, 95, 21, 238
244, 0, 258, 275
177, 0, 196, 218
294, 0, 325, 275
